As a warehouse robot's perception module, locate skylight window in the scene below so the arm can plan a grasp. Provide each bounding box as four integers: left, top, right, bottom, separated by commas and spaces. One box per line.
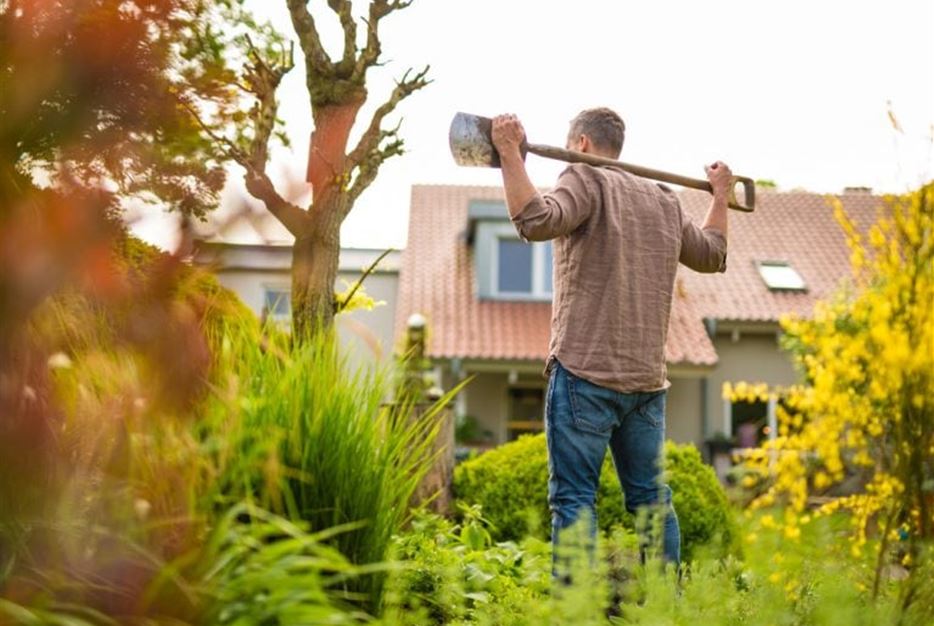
757, 261, 806, 292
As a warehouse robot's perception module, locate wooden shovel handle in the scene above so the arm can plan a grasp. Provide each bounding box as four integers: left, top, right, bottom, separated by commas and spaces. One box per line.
527, 143, 756, 212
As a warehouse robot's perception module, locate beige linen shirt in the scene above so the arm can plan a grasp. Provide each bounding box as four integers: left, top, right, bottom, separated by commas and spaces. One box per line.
511, 163, 727, 393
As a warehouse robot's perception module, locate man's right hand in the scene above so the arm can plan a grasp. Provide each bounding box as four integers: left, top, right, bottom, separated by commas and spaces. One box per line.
700, 161, 731, 239
491, 114, 526, 162
705, 161, 733, 198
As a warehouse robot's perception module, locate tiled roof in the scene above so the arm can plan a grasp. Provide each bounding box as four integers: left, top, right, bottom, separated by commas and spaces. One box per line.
395, 184, 882, 366
677, 189, 881, 323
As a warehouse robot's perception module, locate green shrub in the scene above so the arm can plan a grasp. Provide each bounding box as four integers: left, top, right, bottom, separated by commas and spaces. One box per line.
453, 434, 737, 562
384, 505, 579, 626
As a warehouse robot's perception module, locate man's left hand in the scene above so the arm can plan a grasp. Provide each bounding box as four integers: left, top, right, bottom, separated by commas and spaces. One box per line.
491, 114, 526, 161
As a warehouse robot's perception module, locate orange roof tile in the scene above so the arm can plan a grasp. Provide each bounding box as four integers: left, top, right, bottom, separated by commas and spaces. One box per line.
395, 185, 882, 367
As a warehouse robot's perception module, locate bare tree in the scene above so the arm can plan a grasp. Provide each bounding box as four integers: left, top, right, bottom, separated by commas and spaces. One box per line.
191, 0, 429, 340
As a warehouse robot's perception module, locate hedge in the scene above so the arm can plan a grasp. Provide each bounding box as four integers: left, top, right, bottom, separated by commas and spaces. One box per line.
453, 434, 737, 562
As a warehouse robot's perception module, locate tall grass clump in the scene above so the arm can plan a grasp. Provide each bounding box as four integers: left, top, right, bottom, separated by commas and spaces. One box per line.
203, 322, 458, 608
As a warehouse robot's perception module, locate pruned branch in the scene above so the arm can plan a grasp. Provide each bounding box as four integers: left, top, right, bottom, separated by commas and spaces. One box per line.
347, 65, 430, 166
344, 65, 428, 205
190, 35, 308, 238
181, 97, 309, 238
355, 0, 413, 80
326, 0, 357, 76
243, 35, 294, 172
347, 121, 404, 206
286, 0, 332, 74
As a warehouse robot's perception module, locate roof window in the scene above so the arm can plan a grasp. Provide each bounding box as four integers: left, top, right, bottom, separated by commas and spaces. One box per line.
757, 261, 807, 292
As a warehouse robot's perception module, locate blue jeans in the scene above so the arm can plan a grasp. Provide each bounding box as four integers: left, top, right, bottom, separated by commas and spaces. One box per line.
545, 360, 681, 575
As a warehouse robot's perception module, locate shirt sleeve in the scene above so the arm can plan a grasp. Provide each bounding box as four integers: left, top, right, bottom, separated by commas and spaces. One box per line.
679, 204, 728, 273
510, 164, 597, 242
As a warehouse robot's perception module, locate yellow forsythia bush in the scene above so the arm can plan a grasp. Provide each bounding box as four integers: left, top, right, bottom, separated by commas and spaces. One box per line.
739, 184, 933, 596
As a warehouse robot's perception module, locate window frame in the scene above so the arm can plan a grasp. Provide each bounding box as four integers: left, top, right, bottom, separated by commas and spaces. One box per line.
756, 260, 807, 292
489, 224, 553, 301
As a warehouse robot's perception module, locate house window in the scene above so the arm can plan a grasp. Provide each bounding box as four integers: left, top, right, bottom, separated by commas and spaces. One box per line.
263, 286, 291, 322
497, 239, 533, 293
757, 261, 806, 291
731, 399, 768, 447
506, 385, 545, 440
493, 236, 553, 300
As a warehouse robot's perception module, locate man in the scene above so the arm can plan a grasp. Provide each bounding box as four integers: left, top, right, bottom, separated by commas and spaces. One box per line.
490, 108, 731, 572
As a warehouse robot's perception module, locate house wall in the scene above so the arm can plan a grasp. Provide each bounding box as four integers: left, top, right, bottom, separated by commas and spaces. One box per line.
666, 378, 703, 447
211, 268, 400, 368
451, 368, 706, 449
703, 329, 799, 438
462, 372, 509, 443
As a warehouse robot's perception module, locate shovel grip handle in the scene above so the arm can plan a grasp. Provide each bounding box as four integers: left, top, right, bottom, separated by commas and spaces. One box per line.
526, 144, 756, 212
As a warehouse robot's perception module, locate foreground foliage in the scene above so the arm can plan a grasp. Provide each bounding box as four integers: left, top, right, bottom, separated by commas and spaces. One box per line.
382, 506, 923, 626
0, 233, 450, 618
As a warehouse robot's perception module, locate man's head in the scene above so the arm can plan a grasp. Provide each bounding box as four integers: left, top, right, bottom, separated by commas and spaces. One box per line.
566, 107, 625, 158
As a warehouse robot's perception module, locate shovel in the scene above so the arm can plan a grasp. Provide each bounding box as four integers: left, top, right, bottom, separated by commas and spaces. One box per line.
449, 112, 756, 212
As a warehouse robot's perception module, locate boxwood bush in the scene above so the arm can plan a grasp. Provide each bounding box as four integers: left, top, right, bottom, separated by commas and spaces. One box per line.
453, 434, 737, 562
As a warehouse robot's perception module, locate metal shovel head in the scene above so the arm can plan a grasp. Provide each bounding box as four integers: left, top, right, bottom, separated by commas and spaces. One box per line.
449, 112, 500, 168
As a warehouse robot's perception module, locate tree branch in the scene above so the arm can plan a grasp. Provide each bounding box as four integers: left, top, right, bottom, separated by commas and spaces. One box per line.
244, 169, 312, 238
347, 122, 404, 207
181, 97, 310, 238
347, 66, 430, 166
354, 0, 413, 80
180, 99, 249, 166
286, 0, 332, 74
326, 0, 357, 76
343, 66, 429, 205
241, 40, 310, 237
242, 36, 294, 172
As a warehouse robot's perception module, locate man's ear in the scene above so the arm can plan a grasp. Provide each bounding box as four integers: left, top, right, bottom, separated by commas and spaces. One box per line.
578, 134, 592, 153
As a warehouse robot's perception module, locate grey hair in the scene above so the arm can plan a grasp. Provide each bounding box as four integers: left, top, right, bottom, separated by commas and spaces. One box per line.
568, 107, 626, 157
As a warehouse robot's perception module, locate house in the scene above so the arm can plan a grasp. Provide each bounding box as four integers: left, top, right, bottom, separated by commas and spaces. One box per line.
191, 184, 883, 463
393, 184, 883, 458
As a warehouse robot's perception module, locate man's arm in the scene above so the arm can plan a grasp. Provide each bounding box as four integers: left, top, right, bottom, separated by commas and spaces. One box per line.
679, 161, 732, 273
701, 161, 730, 237
491, 114, 594, 242
491, 114, 538, 218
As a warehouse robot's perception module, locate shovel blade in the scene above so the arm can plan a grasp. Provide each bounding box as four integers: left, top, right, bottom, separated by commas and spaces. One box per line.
449, 112, 501, 168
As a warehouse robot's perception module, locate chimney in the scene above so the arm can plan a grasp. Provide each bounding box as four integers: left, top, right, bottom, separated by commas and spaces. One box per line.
843, 186, 873, 194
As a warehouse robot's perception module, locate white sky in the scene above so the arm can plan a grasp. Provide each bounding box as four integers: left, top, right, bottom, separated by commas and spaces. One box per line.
132, 0, 934, 251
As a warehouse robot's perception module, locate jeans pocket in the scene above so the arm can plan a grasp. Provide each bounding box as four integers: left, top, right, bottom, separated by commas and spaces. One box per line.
567, 372, 619, 435
635, 391, 666, 429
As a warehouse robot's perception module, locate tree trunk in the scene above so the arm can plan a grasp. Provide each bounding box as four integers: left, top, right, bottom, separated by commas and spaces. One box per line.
285, 97, 363, 341
290, 205, 343, 341
306, 100, 362, 195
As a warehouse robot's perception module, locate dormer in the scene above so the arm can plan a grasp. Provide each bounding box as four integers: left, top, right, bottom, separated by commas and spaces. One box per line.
467, 200, 553, 302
